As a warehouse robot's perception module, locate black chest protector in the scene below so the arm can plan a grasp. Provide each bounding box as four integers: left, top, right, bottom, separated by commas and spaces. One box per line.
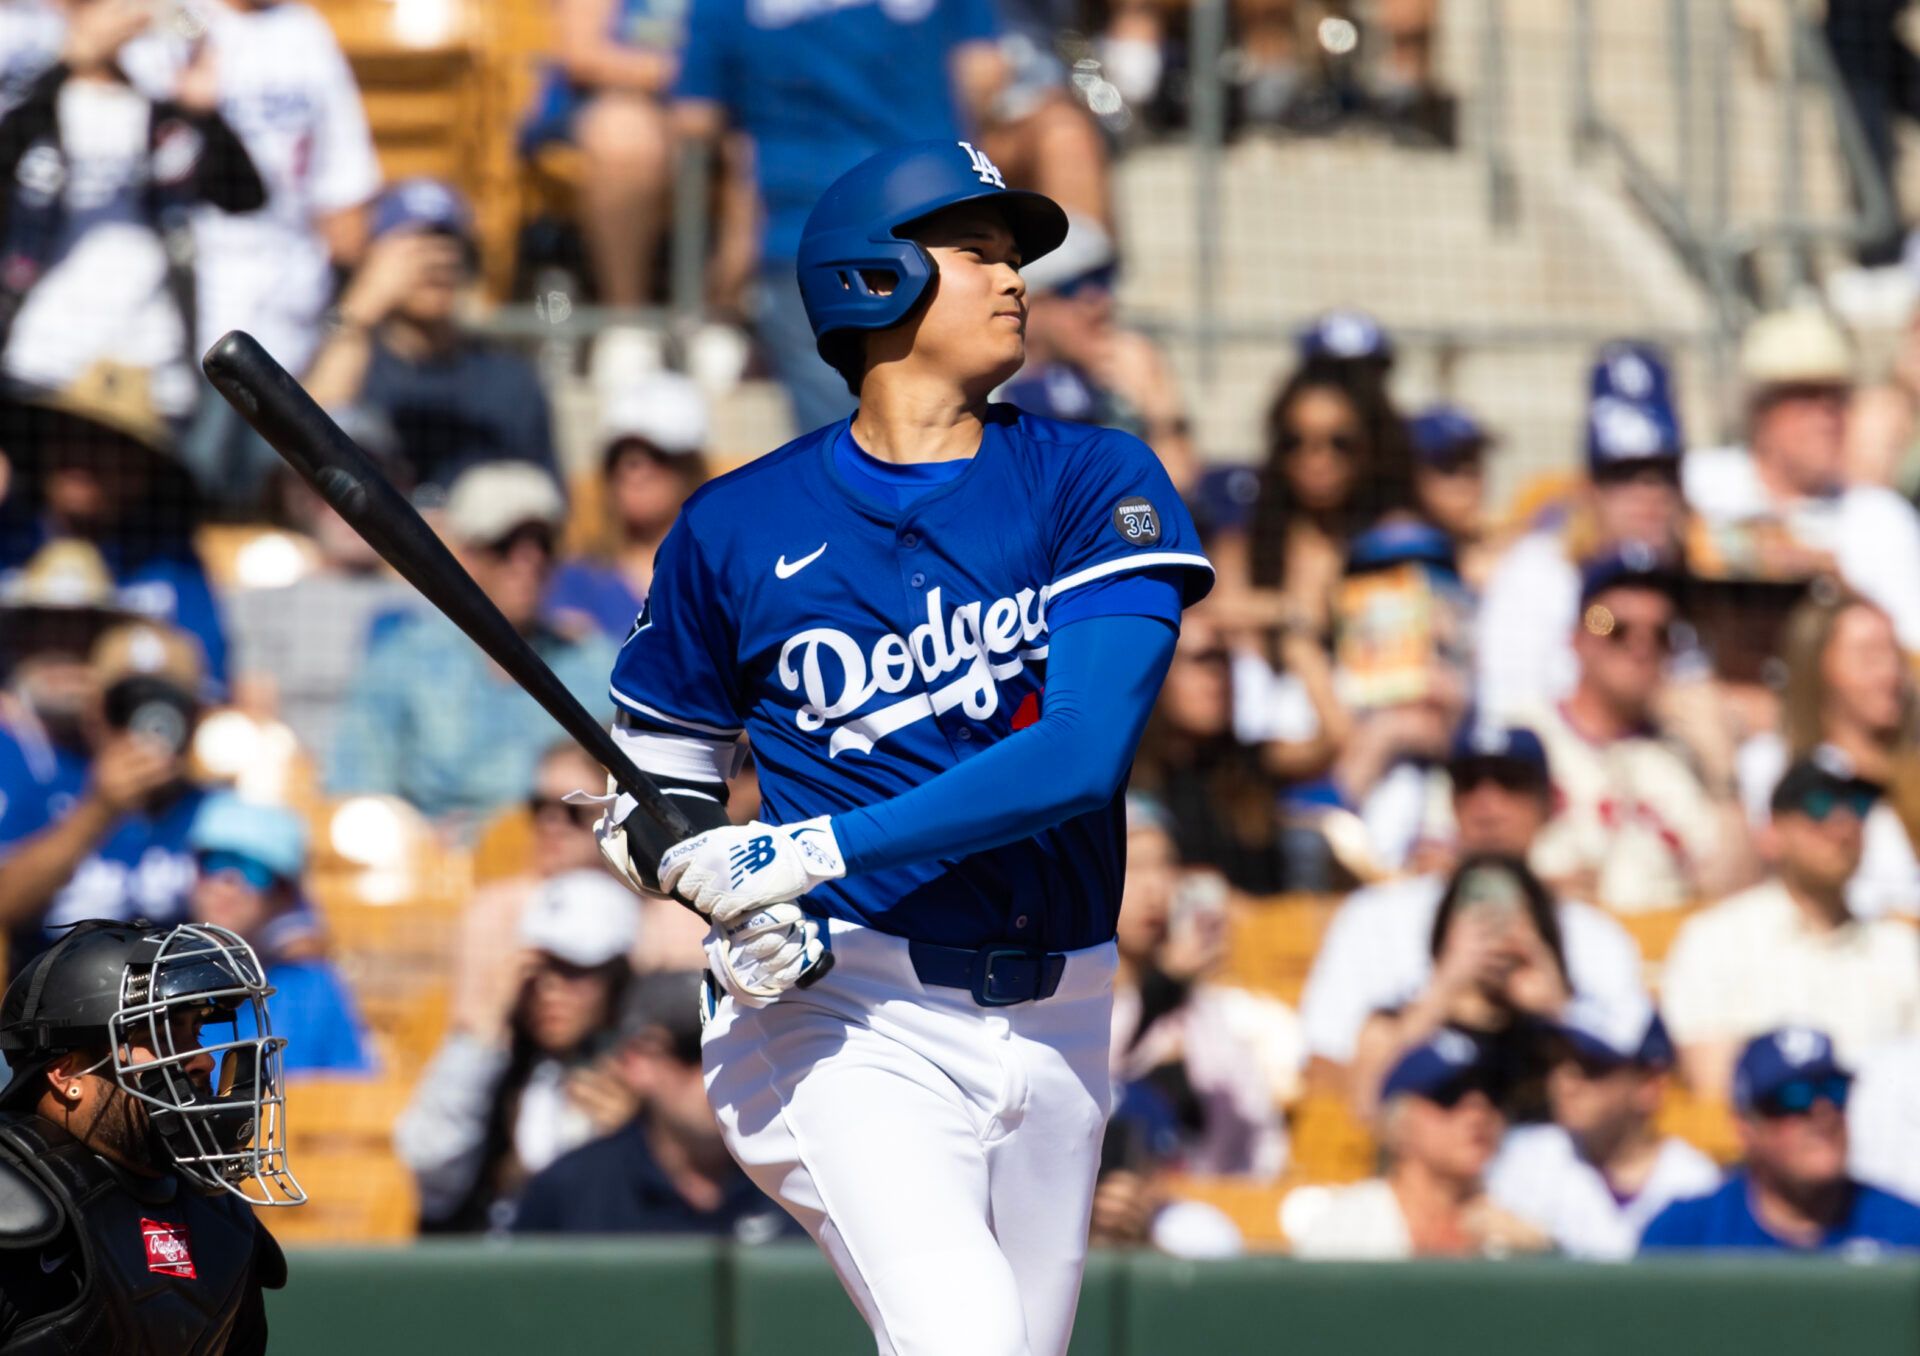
0, 1113, 282, 1356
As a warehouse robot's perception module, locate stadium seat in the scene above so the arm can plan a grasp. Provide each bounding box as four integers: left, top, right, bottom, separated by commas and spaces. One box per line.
1160, 1174, 1290, 1250
1217, 895, 1340, 1008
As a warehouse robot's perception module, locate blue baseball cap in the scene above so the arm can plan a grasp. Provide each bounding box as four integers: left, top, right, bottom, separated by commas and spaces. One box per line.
1586, 395, 1683, 471
1590, 340, 1677, 408
1577, 542, 1682, 607
1343, 519, 1459, 578
1381, 1030, 1495, 1103
1447, 719, 1550, 782
1733, 1028, 1849, 1115
371, 177, 475, 244
1551, 994, 1675, 1070
188, 792, 308, 884
1409, 404, 1491, 465
1297, 309, 1394, 365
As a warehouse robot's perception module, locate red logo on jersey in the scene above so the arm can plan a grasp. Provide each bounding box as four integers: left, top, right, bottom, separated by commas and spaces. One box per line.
1011, 690, 1042, 730
141, 1219, 195, 1278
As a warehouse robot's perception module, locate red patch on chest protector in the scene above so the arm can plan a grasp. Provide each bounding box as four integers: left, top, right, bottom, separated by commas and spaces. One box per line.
141, 1219, 195, 1278
1011, 690, 1042, 730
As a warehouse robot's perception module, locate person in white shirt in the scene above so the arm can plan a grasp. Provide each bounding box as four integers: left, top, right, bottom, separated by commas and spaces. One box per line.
1288, 1030, 1547, 1259
0, 0, 65, 117
1486, 995, 1720, 1259
1848, 1035, 1920, 1204
1683, 306, 1920, 652
1736, 590, 1920, 919
1520, 548, 1754, 912
1477, 340, 1689, 723
1300, 721, 1648, 1099
1663, 750, 1920, 1100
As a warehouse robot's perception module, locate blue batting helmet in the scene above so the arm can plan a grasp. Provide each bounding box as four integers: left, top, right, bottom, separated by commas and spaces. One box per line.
797, 140, 1070, 346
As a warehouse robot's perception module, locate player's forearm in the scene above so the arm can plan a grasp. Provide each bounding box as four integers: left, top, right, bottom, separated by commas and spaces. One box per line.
833, 614, 1176, 876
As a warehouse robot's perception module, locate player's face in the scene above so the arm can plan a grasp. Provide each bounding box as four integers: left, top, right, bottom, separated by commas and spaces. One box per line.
1822, 603, 1907, 737
1116, 826, 1178, 961
893, 206, 1028, 393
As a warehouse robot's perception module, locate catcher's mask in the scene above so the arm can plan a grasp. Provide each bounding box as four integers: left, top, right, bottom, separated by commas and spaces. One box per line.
0, 921, 304, 1205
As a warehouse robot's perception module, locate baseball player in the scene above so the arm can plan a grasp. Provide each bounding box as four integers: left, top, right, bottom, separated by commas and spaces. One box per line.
593, 140, 1212, 1354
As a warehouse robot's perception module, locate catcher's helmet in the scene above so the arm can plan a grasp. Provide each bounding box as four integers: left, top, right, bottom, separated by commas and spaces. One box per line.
0, 920, 303, 1206
796, 139, 1069, 349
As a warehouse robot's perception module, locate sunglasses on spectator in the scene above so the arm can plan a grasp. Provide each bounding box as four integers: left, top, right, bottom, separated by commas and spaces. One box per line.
1754, 1075, 1851, 1119
197, 851, 281, 893
484, 524, 556, 559
1591, 461, 1681, 489
1180, 647, 1231, 667
1426, 1076, 1498, 1110
1583, 607, 1674, 651
1450, 762, 1546, 795
531, 953, 605, 983
1054, 265, 1118, 301
527, 794, 600, 829
1279, 430, 1360, 457
1422, 451, 1483, 477
1788, 786, 1879, 823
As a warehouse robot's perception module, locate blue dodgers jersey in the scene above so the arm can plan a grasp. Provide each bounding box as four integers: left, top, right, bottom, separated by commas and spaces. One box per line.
611, 407, 1211, 951
1639, 1172, 1920, 1255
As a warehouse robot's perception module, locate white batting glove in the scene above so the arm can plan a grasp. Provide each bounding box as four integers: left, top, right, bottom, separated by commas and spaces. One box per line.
705, 902, 832, 1007
658, 817, 846, 924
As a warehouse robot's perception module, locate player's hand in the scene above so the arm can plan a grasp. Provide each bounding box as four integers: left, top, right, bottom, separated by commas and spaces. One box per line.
658, 818, 845, 924
705, 901, 832, 1006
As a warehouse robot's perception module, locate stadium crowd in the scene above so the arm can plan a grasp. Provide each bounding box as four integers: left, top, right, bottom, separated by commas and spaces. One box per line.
4, 0, 1920, 1263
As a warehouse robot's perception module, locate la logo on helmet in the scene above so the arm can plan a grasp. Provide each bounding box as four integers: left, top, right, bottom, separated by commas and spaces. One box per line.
958, 141, 1005, 188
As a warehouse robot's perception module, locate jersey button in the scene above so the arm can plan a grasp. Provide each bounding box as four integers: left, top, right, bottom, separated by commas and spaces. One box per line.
909, 572, 927, 588
902, 532, 919, 548
1015, 914, 1030, 929
956, 727, 973, 742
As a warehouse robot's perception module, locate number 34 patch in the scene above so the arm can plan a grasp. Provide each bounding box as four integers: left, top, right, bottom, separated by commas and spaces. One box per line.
1110, 497, 1162, 547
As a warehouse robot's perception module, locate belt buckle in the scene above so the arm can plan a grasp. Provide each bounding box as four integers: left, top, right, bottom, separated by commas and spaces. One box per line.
971, 948, 1041, 1007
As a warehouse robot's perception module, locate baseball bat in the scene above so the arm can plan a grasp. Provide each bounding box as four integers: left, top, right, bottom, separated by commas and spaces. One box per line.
199, 329, 696, 845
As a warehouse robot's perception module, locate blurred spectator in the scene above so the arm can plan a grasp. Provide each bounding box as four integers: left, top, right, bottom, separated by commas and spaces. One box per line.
1294, 309, 1395, 383
154, 0, 380, 505
1407, 404, 1493, 589
1, 364, 231, 690
671, 0, 1007, 431
1130, 610, 1289, 894
328, 462, 620, 827
396, 868, 640, 1233
304, 179, 557, 494
546, 371, 708, 642
1288, 1031, 1545, 1259
1641, 1028, 1920, 1253
1348, 855, 1571, 1118
226, 406, 420, 758
185, 791, 371, 1076
1849, 1033, 1920, 1203
1663, 752, 1920, 1099
1211, 355, 1416, 638
1108, 795, 1303, 1179
0, 620, 210, 968
1520, 548, 1753, 912
1685, 308, 1920, 651
0, 0, 265, 418
1300, 724, 1647, 1097
1477, 341, 1688, 721
1485, 996, 1718, 1259
1319, 520, 1471, 877
1227, 1, 1453, 146
999, 224, 1196, 495
0, 0, 65, 118
511, 970, 797, 1240
1823, 0, 1919, 267
1736, 590, 1920, 920
1087, 1113, 1246, 1258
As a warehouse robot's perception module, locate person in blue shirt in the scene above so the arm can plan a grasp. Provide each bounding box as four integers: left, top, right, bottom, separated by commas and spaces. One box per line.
1640, 1027, 1920, 1254
595, 143, 1212, 1356
671, 0, 1005, 432
0, 365, 231, 695
185, 792, 373, 1078
511, 970, 797, 1239
0, 620, 213, 976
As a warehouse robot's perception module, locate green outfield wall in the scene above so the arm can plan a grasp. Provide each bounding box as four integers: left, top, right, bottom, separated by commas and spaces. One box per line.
267, 1242, 1920, 1354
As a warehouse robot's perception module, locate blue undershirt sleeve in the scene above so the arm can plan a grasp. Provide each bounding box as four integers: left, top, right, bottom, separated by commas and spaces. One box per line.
831, 612, 1176, 876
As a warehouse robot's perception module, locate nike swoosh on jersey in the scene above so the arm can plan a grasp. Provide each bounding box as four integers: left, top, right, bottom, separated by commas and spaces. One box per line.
775, 543, 828, 579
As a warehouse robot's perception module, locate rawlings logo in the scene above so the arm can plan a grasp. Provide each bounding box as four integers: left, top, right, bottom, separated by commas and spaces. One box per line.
141, 1219, 195, 1279
778, 585, 1048, 758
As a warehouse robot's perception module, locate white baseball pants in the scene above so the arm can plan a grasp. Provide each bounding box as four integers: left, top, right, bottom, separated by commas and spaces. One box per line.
702, 919, 1116, 1356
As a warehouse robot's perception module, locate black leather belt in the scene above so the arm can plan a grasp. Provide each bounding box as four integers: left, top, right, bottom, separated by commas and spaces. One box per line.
907, 941, 1068, 1007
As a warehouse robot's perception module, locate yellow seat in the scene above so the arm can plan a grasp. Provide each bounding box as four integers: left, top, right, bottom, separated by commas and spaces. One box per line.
1287, 1090, 1378, 1186
1160, 1174, 1290, 1249
1217, 895, 1341, 1008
